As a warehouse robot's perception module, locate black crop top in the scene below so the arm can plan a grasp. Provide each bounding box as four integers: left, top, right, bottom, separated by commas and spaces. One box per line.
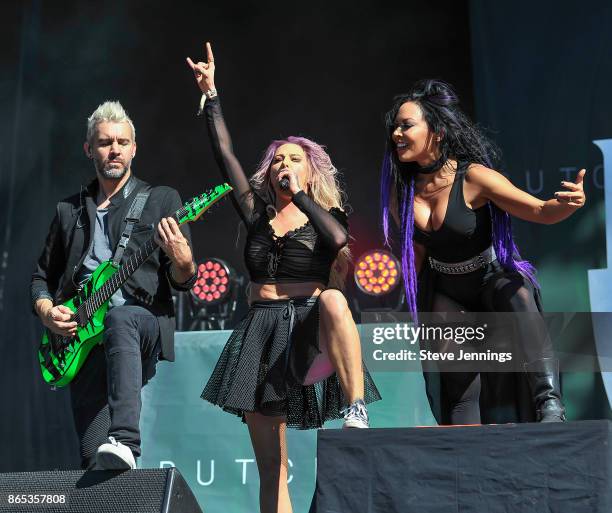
413, 162, 492, 263
203, 96, 348, 284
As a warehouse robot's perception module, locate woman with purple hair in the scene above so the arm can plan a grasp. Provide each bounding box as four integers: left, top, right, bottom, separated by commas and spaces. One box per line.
187, 43, 380, 513
381, 79, 585, 425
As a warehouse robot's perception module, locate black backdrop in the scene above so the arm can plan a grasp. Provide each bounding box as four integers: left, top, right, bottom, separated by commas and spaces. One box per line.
0, 1, 473, 471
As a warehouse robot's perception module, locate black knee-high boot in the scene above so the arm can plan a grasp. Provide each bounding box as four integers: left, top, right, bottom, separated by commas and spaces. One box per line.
523, 358, 566, 422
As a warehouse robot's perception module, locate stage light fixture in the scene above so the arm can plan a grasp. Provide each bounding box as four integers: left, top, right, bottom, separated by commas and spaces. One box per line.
182, 257, 245, 331
354, 249, 401, 296
191, 258, 231, 306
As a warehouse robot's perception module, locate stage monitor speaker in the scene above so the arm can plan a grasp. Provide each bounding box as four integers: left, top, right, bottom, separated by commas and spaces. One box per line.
0, 468, 202, 513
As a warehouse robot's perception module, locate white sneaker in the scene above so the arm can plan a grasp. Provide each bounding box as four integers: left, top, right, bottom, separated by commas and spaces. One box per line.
342, 399, 369, 429
96, 437, 136, 470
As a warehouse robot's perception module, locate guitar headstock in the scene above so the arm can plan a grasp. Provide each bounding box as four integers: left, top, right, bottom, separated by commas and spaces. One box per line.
176, 183, 233, 225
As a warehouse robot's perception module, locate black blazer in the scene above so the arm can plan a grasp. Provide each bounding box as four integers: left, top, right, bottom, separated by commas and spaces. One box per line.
31, 173, 196, 361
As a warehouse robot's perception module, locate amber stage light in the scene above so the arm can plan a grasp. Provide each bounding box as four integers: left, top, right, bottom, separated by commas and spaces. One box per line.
354, 250, 401, 296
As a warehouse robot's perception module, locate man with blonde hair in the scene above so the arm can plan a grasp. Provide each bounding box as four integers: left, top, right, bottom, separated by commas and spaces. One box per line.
31, 100, 196, 469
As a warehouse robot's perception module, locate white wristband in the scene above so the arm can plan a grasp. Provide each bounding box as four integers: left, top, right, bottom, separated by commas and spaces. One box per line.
197, 89, 218, 116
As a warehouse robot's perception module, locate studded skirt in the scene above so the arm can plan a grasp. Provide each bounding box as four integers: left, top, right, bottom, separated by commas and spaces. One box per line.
201, 295, 381, 429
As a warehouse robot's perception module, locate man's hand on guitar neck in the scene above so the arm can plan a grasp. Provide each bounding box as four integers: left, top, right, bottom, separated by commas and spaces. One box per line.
35, 298, 77, 337
155, 217, 196, 284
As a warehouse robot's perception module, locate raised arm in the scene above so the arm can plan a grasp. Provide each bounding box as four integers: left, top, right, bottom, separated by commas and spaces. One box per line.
187, 42, 257, 224
467, 164, 586, 224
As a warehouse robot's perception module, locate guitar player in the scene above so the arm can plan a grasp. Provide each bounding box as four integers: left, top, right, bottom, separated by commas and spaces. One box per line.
31, 101, 196, 470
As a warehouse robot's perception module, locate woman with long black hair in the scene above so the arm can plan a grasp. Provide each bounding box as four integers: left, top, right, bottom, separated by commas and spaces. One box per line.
381, 79, 585, 425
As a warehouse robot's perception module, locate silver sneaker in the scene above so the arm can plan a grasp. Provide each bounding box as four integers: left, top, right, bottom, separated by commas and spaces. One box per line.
96, 437, 136, 470
342, 399, 369, 428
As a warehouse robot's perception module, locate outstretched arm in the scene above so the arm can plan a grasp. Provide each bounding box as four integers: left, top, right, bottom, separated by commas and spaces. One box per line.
467, 164, 586, 224
187, 42, 256, 224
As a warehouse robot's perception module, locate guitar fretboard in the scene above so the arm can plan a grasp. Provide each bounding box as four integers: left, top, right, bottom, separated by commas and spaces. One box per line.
75, 206, 189, 324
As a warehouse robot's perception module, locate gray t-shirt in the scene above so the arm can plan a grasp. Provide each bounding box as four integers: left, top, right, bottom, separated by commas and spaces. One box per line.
78, 208, 133, 309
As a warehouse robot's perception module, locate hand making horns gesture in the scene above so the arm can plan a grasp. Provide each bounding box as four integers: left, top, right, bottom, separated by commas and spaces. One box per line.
186, 41, 216, 93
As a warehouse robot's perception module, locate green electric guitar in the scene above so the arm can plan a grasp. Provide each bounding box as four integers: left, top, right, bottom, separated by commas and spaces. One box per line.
38, 183, 232, 387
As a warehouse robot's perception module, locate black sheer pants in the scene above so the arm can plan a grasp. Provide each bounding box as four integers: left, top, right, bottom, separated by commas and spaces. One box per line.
431, 262, 551, 425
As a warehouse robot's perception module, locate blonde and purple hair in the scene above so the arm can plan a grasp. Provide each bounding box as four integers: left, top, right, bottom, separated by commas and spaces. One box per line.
251, 136, 351, 289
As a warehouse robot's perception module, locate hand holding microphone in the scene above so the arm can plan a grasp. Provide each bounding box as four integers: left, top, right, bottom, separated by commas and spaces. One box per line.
277, 169, 302, 195
279, 177, 290, 191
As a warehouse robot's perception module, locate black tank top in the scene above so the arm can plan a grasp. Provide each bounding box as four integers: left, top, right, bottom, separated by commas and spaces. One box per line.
413, 162, 492, 262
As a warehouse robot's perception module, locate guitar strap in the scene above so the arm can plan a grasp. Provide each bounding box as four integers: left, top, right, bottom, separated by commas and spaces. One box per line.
112, 188, 152, 266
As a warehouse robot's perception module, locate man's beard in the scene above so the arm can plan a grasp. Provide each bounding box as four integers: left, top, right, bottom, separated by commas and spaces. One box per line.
100, 166, 128, 179
94, 157, 132, 179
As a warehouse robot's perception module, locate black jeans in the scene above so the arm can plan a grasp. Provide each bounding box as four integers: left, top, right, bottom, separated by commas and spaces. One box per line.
69, 305, 161, 469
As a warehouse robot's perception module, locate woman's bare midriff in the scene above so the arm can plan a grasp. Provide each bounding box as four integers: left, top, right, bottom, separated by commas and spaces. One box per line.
249, 281, 326, 303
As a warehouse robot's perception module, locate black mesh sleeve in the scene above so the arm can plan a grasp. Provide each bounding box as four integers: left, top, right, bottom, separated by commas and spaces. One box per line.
203, 96, 263, 226
292, 190, 349, 252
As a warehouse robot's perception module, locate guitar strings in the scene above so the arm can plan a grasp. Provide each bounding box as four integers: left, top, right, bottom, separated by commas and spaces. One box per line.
77, 189, 223, 322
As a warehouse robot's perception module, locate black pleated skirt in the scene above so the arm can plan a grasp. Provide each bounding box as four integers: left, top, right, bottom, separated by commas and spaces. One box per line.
201, 295, 381, 429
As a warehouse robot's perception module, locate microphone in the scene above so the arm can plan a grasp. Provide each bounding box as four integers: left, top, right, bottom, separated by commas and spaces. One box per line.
279, 177, 290, 191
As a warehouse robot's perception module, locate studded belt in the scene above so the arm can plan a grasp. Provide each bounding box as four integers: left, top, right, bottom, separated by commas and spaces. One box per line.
428, 246, 497, 275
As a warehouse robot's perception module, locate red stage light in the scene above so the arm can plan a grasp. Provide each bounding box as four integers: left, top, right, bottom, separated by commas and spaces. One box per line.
191, 258, 232, 305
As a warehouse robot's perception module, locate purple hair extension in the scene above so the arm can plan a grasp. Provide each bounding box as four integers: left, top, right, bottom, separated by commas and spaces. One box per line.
381, 152, 393, 246
400, 176, 419, 322
381, 152, 419, 322
490, 206, 539, 286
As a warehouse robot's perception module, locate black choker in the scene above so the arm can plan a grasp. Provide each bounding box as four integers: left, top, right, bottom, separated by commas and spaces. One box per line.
416, 164, 440, 175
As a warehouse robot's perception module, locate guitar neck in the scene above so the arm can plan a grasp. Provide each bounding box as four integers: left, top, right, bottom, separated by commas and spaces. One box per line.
94, 236, 160, 305
73, 183, 233, 325
81, 210, 186, 321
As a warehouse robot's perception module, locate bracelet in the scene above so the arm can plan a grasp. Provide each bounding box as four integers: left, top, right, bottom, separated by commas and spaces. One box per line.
170, 263, 197, 288
197, 89, 218, 116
